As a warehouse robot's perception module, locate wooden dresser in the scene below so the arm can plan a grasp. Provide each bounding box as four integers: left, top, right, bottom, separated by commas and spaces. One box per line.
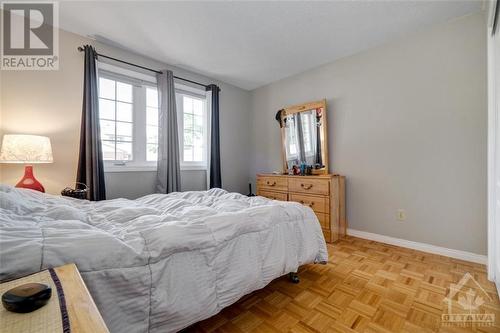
256, 173, 346, 242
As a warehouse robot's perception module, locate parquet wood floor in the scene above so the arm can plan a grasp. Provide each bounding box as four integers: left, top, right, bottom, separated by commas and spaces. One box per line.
187, 236, 500, 333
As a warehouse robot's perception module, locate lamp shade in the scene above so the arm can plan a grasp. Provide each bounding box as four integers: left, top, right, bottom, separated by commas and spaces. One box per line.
0, 134, 53, 164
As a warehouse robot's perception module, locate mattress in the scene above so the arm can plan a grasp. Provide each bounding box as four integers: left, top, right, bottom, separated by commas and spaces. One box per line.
0, 184, 328, 332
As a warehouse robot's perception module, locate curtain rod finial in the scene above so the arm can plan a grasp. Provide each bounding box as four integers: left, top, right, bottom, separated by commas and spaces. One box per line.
77, 46, 84, 52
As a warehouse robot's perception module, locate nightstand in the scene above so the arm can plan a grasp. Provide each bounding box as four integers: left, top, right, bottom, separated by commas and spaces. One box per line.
0, 264, 109, 333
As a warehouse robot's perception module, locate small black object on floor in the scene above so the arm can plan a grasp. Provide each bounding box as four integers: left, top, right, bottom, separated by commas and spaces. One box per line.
247, 183, 255, 197
288, 272, 300, 284
2, 283, 52, 313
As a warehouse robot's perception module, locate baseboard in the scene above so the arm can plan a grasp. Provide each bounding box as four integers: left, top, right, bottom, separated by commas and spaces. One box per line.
347, 228, 487, 265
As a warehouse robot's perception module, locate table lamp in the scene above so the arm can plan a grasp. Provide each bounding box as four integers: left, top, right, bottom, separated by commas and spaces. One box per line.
0, 134, 53, 192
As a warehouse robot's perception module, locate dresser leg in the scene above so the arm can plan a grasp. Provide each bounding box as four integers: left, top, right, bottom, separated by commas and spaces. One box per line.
288, 272, 300, 284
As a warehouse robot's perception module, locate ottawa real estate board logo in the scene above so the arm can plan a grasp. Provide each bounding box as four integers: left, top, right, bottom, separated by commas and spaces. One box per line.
442, 273, 495, 327
1, 1, 59, 70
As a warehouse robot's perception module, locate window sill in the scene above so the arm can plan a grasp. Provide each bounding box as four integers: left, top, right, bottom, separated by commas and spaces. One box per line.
104, 165, 207, 173
105, 165, 157, 173
181, 165, 207, 171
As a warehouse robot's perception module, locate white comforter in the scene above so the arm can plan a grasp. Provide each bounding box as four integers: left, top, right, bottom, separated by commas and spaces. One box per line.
0, 184, 328, 332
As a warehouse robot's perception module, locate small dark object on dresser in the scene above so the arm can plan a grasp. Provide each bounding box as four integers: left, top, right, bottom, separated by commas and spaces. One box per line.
2, 283, 52, 313
61, 182, 88, 199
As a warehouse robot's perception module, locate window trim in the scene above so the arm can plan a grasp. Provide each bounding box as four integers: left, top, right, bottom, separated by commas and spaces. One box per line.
105, 164, 157, 173
104, 164, 206, 172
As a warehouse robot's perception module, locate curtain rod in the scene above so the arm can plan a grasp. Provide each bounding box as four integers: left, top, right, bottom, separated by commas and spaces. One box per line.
77, 46, 210, 89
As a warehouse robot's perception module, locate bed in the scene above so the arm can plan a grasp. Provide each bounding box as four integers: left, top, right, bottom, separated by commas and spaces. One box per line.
0, 184, 328, 332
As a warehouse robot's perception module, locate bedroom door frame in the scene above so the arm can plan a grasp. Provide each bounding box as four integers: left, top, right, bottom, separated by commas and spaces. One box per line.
487, 0, 500, 294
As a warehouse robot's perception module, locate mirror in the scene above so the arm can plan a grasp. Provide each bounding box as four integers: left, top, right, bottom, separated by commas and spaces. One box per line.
280, 100, 328, 175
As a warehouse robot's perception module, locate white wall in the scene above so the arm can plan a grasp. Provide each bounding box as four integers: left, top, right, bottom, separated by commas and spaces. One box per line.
250, 13, 487, 255
0, 27, 252, 196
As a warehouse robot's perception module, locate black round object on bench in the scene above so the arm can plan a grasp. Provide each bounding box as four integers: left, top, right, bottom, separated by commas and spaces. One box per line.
2, 283, 52, 313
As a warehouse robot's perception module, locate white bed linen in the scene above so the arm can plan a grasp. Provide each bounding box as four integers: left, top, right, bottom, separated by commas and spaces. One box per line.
0, 184, 328, 332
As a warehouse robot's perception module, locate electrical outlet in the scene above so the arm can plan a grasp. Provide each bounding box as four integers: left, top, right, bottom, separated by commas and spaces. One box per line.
397, 209, 406, 221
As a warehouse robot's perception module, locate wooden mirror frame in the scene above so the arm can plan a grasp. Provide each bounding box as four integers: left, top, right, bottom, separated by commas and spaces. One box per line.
280, 99, 329, 175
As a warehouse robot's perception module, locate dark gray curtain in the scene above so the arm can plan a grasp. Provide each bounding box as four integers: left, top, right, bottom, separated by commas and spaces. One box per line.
207, 84, 221, 188
156, 70, 181, 193
76, 45, 106, 201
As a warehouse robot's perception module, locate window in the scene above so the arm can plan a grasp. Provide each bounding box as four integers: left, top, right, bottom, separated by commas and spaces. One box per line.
177, 92, 207, 168
98, 72, 158, 171
99, 77, 134, 161
146, 88, 159, 162
98, 68, 207, 172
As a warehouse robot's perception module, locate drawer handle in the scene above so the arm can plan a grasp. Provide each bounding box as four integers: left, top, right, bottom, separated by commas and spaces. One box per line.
266, 181, 277, 186
300, 200, 314, 208
300, 183, 313, 190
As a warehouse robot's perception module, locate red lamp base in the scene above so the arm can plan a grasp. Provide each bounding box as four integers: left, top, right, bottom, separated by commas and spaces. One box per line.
15, 165, 45, 193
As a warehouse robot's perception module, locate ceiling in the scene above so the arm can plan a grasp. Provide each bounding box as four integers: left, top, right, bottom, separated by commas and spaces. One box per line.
58, 1, 483, 90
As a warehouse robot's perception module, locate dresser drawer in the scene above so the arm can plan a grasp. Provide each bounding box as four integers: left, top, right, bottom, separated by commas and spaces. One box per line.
290, 193, 328, 214
258, 190, 288, 201
289, 178, 329, 196
315, 212, 329, 229
322, 229, 331, 243
257, 176, 288, 192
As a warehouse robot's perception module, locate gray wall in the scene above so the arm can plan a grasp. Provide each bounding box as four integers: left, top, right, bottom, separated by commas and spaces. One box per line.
249, 13, 487, 254
1, 27, 252, 196
105, 170, 207, 199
